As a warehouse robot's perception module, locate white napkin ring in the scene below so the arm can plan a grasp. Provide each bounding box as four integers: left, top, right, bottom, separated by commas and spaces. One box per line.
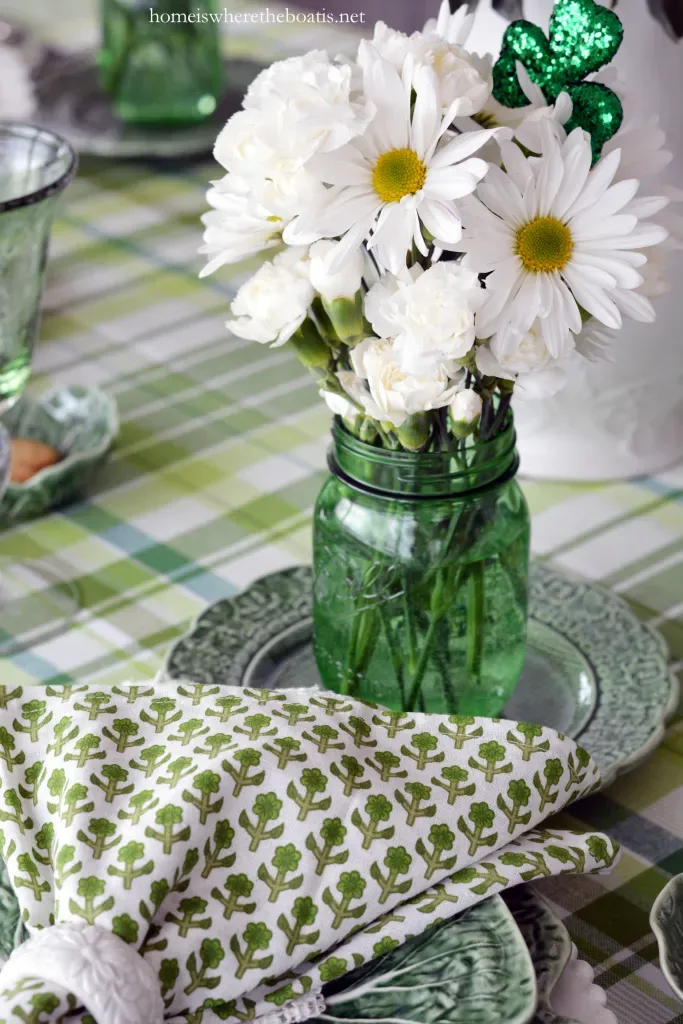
0, 922, 164, 1024
256, 993, 327, 1024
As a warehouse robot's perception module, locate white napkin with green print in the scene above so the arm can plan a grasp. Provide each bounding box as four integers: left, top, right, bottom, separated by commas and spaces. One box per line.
0, 682, 618, 1024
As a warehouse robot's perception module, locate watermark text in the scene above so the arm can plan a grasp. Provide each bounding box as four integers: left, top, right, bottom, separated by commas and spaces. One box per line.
149, 7, 366, 24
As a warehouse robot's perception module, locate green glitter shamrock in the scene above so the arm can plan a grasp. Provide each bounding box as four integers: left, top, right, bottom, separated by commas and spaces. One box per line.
492, 0, 624, 160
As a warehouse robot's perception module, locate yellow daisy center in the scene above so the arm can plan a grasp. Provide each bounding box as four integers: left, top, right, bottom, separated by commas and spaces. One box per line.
372, 148, 427, 203
515, 216, 573, 273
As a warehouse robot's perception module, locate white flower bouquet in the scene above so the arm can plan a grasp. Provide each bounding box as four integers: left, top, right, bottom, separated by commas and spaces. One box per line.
199, 0, 672, 713
201, 0, 670, 451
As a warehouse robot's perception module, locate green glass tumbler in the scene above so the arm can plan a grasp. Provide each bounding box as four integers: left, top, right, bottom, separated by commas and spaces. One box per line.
99, 0, 224, 124
0, 124, 77, 412
313, 418, 531, 716
0, 124, 81, 656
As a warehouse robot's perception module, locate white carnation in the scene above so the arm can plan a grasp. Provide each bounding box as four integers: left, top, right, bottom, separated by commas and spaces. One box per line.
320, 388, 359, 422
368, 22, 413, 70
226, 249, 314, 347
244, 50, 374, 158
309, 240, 364, 302
411, 36, 492, 116
365, 263, 485, 376
251, 159, 326, 222
476, 322, 575, 399
366, 20, 491, 116
350, 337, 460, 427
213, 108, 276, 181
199, 188, 282, 278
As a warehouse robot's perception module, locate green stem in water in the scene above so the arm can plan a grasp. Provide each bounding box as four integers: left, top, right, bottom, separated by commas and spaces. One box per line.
402, 572, 419, 677
378, 601, 406, 707
466, 561, 486, 683
434, 614, 457, 712
404, 614, 439, 713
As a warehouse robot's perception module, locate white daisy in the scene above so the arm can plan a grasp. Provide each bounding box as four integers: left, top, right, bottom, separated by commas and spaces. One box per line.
283, 44, 499, 274
460, 120, 668, 356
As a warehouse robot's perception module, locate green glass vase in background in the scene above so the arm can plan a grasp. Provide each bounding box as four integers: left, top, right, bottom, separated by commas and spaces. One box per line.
313, 418, 531, 716
98, 0, 223, 124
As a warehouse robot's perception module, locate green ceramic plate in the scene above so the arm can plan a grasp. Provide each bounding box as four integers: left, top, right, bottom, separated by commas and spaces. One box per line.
320, 895, 536, 1024
0, 892, 540, 1024
164, 563, 678, 789
0, 871, 574, 1024
0, 385, 118, 526
503, 889, 576, 1024
651, 873, 683, 1002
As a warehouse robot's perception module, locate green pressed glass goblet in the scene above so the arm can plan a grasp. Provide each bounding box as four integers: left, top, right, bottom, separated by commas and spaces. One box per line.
0, 123, 81, 657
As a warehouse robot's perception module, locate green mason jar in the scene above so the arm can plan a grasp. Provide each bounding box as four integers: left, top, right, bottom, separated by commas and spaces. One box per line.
313, 417, 530, 716
99, 0, 223, 123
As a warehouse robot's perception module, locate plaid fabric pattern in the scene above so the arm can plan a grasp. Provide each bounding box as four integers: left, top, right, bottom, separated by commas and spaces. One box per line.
2, 2, 683, 1020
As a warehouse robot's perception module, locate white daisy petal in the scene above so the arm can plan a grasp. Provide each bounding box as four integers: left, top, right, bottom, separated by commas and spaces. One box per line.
478, 166, 527, 224
570, 213, 637, 242
418, 197, 463, 244
552, 139, 592, 220
499, 141, 534, 195
306, 151, 372, 187
328, 219, 379, 273
588, 223, 668, 249
553, 275, 582, 335
515, 61, 545, 106
535, 122, 565, 215
625, 195, 670, 219
410, 65, 441, 160
566, 147, 622, 217
369, 202, 417, 273
430, 128, 501, 169
570, 252, 643, 290
362, 46, 410, 152
613, 288, 656, 322
312, 188, 383, 238
593, 178, 641, 218
425, 163, 487, 201
562, 265, 622, 329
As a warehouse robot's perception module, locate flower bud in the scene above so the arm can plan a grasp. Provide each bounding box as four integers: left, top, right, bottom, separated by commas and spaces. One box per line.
358, 418, 379, 445
397, 413, 431, 452
450, 389, 483, 438
309, 240, 364, 302
290, 319, 332, 369
323, 293, 365, 344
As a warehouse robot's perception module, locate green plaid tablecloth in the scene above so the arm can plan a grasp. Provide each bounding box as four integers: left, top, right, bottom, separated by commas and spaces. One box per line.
2, 3, 683, 1021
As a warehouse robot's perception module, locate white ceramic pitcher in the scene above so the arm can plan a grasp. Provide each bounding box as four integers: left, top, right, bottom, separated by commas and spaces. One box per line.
467, 0, 683, 480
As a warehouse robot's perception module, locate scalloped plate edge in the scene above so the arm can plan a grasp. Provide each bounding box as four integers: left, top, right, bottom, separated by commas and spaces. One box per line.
162, 562, 679, 791
650, 873, 683, 1002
